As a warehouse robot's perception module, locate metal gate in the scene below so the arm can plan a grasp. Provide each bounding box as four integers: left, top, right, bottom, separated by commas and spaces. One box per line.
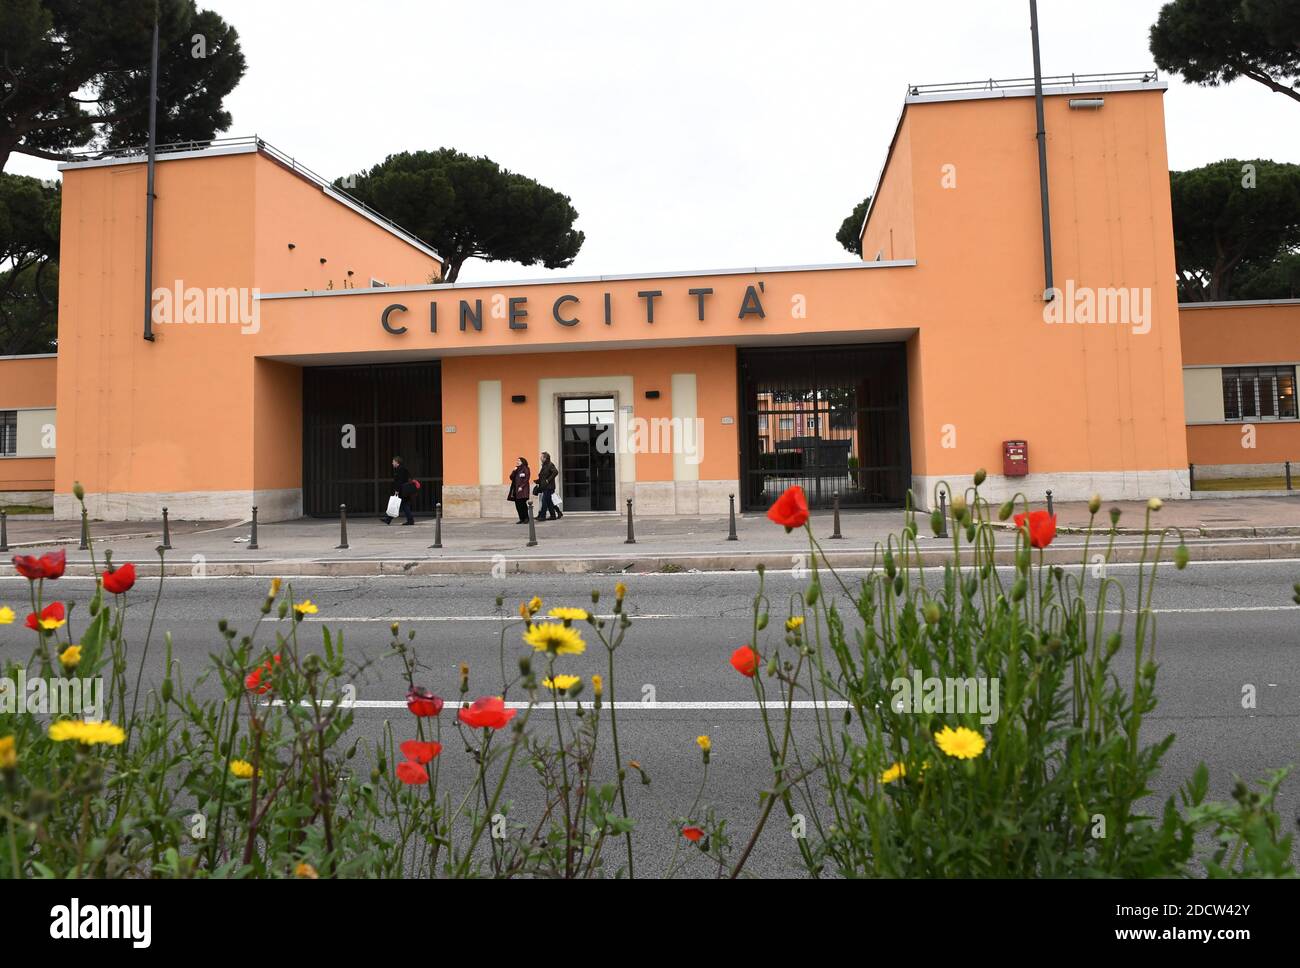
302, 362, 442, 517
739, 344, 909, 510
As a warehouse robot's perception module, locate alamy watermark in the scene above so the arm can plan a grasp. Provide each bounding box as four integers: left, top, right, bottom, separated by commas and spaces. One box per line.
151, 280, 260, 334
0, 673, 105, 719
890, 671, 1000, 725
1043, 280, 1151, 335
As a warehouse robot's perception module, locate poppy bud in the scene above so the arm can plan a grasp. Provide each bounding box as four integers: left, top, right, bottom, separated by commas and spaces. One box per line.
1016, 548, 1030, 572
370, 768, 381, 784
1174, 543, 1189, 570
964, 524, 976, 543
923, 601, 941, 625
765, 657, 778, 677
1109, 507, 1121, 526
161, 678, 173, 703
805, 581, 820, 606
884, 549, 896, 578
1011, 577, 1027, 602
930, 509, 944, 537
757, 612, 768, 630
964, 575, 978, 599
73, 481, 85, 501
1147, 497, 1163, 512
843, 708, 852, 725
1105, 632, 1122, 658
1088, 494, 1101, 515
893, 574, 904, 596
951, 495, 968, 522
495, 594, 504, 608
974, 468, 987, 486
591, 588, 600, 604
997, 500, 1013, 521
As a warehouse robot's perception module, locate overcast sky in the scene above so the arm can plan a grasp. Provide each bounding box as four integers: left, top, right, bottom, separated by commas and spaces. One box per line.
10, 0, 1298, 281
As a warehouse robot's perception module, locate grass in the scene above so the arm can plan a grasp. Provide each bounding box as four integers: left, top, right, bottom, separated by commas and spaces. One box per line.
1193, 475, 1293, 492
0, 504, 54, 514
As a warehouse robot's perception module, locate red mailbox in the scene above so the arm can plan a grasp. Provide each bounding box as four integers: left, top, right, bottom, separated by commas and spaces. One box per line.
1003, 440, 1028, 477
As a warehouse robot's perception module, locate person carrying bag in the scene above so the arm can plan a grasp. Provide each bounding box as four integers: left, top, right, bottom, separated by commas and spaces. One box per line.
382, 455, 417, 526
534, 451, 562, 521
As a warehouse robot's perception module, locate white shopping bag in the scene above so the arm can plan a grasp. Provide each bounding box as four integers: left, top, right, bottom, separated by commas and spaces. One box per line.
385, 495, 403, 518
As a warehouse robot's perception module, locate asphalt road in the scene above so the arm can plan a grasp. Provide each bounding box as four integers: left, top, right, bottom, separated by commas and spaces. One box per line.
2, 558, 1298, 878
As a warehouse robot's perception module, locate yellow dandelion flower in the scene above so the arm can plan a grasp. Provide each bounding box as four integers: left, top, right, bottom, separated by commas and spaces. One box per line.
293, 600, 319, 616
785, 616, 805, 632
547, 606, 589, 623
230, 759, 257, 779
880, 761, 906, 784
696, 735, 711, 753
295, 861, 319, 879
591, 674, 604, 698
614, 582, 627, 601
518, 602, 530, 620
523, 622, 585, 656
934, 726, 986, 760
268, 577, 282, 599
527, 596, 543, 615
0, 735, 15, 770
0, 606, 14, 625
48, 720, 126, 746
38, 615, 66, 631
542, 674, 580, 691
58, 644, 82, 670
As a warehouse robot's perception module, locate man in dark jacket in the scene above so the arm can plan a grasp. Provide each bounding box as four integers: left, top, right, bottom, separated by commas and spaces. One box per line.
382, 456, 417, 526
535, 452, 562, 521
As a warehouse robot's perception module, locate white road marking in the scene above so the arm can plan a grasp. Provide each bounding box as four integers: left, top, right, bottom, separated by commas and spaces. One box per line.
305, 614, 683, 622
273, 699, 851, 711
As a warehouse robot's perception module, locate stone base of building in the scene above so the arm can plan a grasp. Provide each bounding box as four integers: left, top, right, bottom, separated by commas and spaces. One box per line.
0, 490, 54, 509
910, 469, 1192, 511
53, 488, 303, 522
441, 480, 741, 518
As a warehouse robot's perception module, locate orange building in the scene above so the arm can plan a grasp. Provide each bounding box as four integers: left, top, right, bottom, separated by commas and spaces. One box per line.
1, 73, 1293, 520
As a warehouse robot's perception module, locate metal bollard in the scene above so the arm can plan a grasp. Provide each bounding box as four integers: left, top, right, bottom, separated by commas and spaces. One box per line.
937, 488, 949, 538
526, 501, 538, 548
429, 501, 443, 549
249, 506, 259, 550
1189, 463, 1196, 492
161, 506, 172, 550
1046, 489, 1054, 517
1286, 461, 1293, 491
727, 494, 738, 541
829, 491, 843, 539
337, 504, 349, 549
624, 498, 636, 545
79, 507, 89, 551
0, 509, 7, 553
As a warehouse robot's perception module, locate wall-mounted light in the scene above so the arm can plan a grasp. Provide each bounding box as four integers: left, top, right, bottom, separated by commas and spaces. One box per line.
1068, 98, 1104, 110
319, 257, 327, 264
287, 242, 296, 250
645, 390, 661, 399
511, 394, 526, 404
347, 269, 354, 277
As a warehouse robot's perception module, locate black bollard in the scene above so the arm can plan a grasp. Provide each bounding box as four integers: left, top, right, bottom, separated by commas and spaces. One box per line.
249, 506, 259, 550
0, 509, 7, 553
624, 498, 636, 545
1287, 461, 1293, 491
937, 488, 949, 538
337, 504, 349, 549
162, 506, 172, 550
1189, 463, 1196, 492
1046, 489, 1054, 517
727, 493, 738, 541
829, 491, 843, 539
526, 501, 538, 548
429, 501, 443, 549
79, 507, 89, 551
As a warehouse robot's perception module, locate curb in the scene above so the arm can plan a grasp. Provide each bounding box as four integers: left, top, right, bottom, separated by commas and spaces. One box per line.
6, 540, 1299, 578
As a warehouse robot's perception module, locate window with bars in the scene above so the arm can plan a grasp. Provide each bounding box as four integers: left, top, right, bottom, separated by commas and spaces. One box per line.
0, 411, 16, 456
1222, 366, 1298, 421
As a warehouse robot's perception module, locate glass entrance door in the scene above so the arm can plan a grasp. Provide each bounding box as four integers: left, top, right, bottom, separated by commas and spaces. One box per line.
559, 397, 617, 512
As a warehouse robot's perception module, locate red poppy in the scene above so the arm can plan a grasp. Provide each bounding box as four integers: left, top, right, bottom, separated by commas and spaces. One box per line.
244, 654, 282, 694
396, 760, 429, 784
681, 826, 705, 843
1014, 510, 1057, 550
13, 548, 67, 581
406, 686, 444, 717
729, 644, 760, 678
399, 740, 442, 764
25, 601, 65, 631
766, 485, 809, 531
457, 696, 517, 730
102, 563, 136, 595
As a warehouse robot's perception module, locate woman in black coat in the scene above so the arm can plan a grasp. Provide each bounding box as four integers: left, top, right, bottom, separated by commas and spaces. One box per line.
382, 455, 417, 526
508, 457, 531, 523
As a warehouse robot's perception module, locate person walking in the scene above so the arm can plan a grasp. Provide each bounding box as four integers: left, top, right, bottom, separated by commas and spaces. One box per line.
381, 455, 417, 526
508, 457, 532, 523
535, 451, 562, 521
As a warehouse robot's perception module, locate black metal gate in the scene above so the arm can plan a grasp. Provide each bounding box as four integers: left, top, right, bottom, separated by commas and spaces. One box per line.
739, 344, 909, 510
303, 362, 442, 517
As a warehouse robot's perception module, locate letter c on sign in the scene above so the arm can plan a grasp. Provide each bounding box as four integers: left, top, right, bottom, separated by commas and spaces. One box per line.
381, 303, 408, 335
553, 294, 579, 326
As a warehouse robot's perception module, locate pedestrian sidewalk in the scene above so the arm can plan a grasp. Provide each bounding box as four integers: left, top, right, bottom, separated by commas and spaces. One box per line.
1, 496, 1297, 576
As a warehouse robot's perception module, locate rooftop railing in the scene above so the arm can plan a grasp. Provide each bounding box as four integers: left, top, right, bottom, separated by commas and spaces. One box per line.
908, 70, 1160, 97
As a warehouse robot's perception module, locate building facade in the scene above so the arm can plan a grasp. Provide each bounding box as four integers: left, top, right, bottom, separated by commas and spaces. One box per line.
1, 74, 1294, 520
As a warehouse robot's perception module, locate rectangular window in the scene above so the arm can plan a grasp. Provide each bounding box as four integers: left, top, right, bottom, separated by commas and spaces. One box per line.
1221, 366, 1299, 422
0, 411, 15, 456
779, 416, 794, 431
